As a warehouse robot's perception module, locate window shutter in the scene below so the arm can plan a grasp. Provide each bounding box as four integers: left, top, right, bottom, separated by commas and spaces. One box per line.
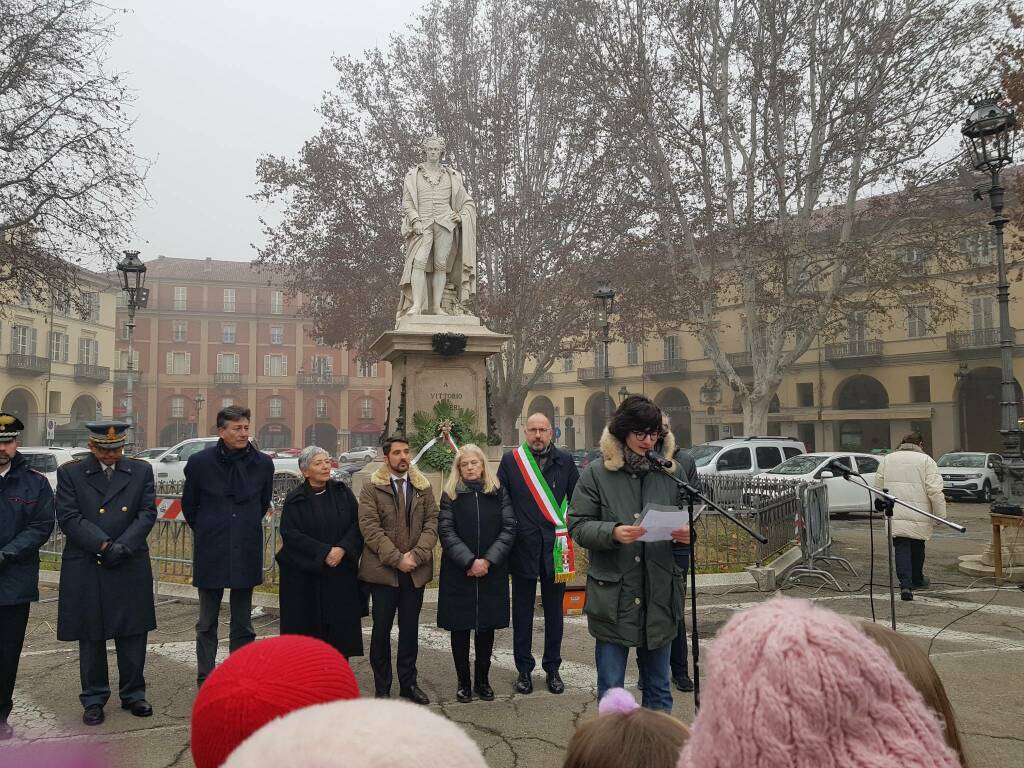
185, 352, 192, 374
282, 356, 288, 376
264, 355, 270, 376
29, 326, 37, 354
166, 352, 173, 374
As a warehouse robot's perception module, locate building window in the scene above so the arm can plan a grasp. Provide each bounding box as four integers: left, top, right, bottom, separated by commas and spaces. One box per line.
270, 325, 284, 345
11, 325, 36, 356
223, 288, 236, 313
361, 398, 374, 420
120, 321, 131, 340
909, 376, 931, 403
116, 292, 129, 308
899, 245, 929, 268
79, 292, 99, 322
562, 356, 574, 373
222, 323, 236, 343
49, 331, 69, 362
971, 296, 994, 330
79, 337, 98, 366
222, 397, 234, 409
626, 342, 639, 366
847, 310, 867, 342
906, 306, 929, 338
310, 355, 332, 377
52, 291, 70, 315
217, 352, 240, 373
357, 359, 378, 378
796, 382, 814, 408
270, 290, 284, 315
269, 397, 283, 418
170, 396, 185, 418
663, 335, 679, 361
264, 354, 288, 377
166, 351, 191, 375
960, 230, 995, 266
316, 398, 328, 418
173, 321, 187, 342
118, 350, 139, 370
174, 286, 188, 311
594, 343, 607, 372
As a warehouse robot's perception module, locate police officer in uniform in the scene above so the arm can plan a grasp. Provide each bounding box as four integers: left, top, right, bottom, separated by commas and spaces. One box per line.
0, 414, 55, 740
56, 421, 157, 725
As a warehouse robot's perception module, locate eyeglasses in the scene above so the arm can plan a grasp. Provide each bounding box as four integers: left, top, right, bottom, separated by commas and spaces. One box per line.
630, 430, 664, 441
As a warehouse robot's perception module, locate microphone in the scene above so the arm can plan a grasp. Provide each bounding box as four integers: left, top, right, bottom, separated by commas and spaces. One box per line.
646, 449, 673, 468
824, 458, 859, 477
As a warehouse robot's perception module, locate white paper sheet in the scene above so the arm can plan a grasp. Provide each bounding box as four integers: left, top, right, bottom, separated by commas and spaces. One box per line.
636, 503, 703, 542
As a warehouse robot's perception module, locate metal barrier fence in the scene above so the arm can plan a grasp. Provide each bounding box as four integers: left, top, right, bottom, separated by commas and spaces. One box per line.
783, 480, 857, 589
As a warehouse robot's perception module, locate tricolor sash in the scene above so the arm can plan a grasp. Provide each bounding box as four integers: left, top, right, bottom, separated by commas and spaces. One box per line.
513, 443, 575, 582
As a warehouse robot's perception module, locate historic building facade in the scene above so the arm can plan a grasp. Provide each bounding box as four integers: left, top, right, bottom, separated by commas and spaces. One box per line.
114, 256, 389, 453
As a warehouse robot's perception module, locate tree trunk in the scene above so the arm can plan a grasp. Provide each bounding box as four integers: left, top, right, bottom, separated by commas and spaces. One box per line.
495, 394, 525, 446
741, 393, 774, 436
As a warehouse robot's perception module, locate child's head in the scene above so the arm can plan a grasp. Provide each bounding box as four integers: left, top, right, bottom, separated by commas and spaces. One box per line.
861, 621, 969, 767
678, 597, 961, 768
564, 688, 690, 768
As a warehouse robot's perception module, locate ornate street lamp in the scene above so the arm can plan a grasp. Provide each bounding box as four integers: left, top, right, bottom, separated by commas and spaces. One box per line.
962, 93, 1019, 512
593, 285, 616, 427
618, 386, 630, 403
194, 393, 205, 438
116, 250, 148, 449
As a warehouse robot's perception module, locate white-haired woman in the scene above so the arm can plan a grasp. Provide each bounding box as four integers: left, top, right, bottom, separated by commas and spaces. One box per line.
276, 446, 364, 658
437, 444, 516, 703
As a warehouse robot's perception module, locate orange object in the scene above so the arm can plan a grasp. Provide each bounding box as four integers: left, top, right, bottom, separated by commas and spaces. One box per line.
563, 587, 586, 615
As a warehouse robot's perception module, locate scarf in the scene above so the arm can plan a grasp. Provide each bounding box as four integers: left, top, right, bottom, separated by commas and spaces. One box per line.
218, 439, 253, 500
463, 478, 485, 493
530, 442, 554, 471
623, 447, 650, 477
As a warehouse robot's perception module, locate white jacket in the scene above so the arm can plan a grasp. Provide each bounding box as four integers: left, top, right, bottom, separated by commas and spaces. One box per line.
874, 444, 946, 541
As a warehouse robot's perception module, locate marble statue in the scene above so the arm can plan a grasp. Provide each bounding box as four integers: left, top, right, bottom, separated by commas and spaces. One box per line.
397, 135, 477, 319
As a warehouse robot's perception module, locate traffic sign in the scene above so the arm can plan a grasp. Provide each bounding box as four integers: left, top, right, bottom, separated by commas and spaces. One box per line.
554, 427, 562, 438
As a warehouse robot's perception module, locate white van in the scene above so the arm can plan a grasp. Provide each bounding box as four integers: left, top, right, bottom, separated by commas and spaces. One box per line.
143, 438, 300, 483
686, 436, 806, 477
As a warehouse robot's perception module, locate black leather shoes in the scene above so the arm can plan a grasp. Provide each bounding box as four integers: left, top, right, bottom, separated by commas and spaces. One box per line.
456, 685, 473, 703
546, 672, 565, 694
901, 589, 914, 601
400, 686, 430, 705
515, 671, 533, 694
374, 691, 391, 699
83, 704, 105, 726
673, 674, 695, 692
122, 699, 153, 717
474, 682, 495, 701
0, 721, 13, 740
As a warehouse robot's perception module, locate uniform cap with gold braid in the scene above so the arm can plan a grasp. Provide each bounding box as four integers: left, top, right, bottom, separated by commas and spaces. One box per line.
85, 420, 129, 449
0, 412, 25, 443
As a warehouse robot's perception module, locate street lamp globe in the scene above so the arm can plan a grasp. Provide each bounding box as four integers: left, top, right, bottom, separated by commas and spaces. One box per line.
116, 249, 147, 296
961, 93, 1015, 172
592, 284, 616, 315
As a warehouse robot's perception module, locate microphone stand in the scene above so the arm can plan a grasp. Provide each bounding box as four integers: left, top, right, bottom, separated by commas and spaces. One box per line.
648, 458, 768, 710
825, 461, 965, 630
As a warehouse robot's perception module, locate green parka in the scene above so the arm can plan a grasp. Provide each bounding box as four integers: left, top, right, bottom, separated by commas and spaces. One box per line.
568, 429, 685, 650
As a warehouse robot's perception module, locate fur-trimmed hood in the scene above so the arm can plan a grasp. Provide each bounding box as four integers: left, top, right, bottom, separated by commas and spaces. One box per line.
370, 462, 432, 491
599, 428, 676, 472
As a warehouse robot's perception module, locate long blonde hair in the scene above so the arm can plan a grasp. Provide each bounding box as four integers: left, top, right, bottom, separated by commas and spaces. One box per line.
443, 443, 500, 499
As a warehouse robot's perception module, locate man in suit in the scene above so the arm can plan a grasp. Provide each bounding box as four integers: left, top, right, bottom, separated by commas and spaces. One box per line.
498, 413, 579, 695
0, 413, 55, 740
56, 421, 157, 725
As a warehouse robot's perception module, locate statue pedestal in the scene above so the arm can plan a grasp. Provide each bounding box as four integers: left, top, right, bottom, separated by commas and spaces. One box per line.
371, 314, 509, 437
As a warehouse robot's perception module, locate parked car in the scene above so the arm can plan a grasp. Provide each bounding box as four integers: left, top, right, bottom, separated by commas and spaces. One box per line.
686, 436, 806, 477
132, 447, 169, 460
337, 445, 378, 463
758, 452, 881, 515
572, 449, 602, 470
141, 437, 301, 483
936, 452, 1003, 502
17, 447, 92, 491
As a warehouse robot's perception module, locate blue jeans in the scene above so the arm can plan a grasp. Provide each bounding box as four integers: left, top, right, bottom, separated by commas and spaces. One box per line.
595, 640, 673, 712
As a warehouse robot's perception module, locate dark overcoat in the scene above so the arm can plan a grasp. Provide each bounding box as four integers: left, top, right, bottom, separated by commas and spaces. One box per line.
56, 455, 157, 640
182, 441, 274, 589
497, 446, 579, 581
0, 452, 55, 606
276, 480, 365, 658
437, 483, 516, 632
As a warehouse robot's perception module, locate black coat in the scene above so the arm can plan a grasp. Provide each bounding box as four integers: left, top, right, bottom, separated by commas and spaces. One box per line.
276, 480, 365, 658
56, 455, 157, 640
182, 441, 274, 589
0, 453, 55, 606
497, 446, 579, 580
437, 483, 516, 632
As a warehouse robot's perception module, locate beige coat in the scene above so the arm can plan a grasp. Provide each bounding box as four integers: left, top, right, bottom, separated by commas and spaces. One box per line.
357, 464, 439, 588
874, 444, 946, 541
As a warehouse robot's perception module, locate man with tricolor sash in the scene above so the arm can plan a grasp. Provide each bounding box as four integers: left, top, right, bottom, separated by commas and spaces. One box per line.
497, 413, 579, 696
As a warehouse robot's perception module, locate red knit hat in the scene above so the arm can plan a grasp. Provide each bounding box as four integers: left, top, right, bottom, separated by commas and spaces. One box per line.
190, 635, 360, 768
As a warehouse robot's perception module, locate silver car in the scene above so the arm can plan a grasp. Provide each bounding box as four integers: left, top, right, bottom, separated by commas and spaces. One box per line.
936, 452, 1002, 502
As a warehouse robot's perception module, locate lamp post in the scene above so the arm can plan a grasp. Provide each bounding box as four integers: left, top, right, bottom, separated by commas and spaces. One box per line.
954, 362, 969, 451
618, 386, 630, 403
962, 92, 1019, 512
194, 393, 205, 438
593, 285, 616, 426
116, 250, 147, 449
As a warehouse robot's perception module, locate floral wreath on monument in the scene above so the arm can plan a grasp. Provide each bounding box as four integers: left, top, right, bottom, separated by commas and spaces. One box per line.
409, 400, 488, 472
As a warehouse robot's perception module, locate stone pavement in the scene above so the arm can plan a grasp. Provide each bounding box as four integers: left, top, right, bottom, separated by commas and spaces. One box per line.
2, 501, 1022, 767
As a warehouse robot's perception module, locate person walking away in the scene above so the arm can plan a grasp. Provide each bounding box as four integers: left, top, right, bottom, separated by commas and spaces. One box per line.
182, 406, 274, 685
873, 431, 945, 601
358, 436, 438, 704
56, 421, 157, 725
497, 413, 579, 695
437, 444, 516, 702
0, 414, 55, 740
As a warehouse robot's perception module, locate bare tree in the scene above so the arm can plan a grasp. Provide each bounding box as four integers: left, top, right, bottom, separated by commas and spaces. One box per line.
568, 0, 997, 433
0, 0, 148, 309
254, 0, 632, 440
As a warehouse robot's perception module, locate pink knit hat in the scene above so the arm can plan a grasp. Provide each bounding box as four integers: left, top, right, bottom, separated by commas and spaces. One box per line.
678, 597, 961, 768
222, 699, 488, 768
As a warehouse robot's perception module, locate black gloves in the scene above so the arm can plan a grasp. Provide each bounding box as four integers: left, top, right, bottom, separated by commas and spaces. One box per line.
0, 551, 7, 568
101, 542, 132, 568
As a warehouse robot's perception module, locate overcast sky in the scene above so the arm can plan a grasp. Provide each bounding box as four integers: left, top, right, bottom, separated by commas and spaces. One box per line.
109, 0, 424, 263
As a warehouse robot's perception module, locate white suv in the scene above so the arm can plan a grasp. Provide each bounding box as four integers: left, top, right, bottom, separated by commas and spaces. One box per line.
18, 447, 92, 490
686, 437, 806, 477
144, 438, 301, 483
936, 452, 1003, 502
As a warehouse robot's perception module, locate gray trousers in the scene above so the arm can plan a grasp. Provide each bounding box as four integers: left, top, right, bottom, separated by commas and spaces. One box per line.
196, 587, 255, 683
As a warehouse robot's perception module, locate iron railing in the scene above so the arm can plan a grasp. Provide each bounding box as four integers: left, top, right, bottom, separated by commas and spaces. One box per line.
5, 353, 48, 375
643, 359, 687, 377
74, 363, 110, 383
946, 327, 1004, 351
577, 366, 615, 383
824, 339, 883, 360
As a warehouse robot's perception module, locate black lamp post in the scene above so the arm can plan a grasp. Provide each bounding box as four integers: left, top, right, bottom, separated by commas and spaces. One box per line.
962, 92, 1019, 512
593, 285, 616, 427
194, 393, 205, 438
954, 362, 970, 451
618, 386, 630, 403
116, 250, 147, 448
